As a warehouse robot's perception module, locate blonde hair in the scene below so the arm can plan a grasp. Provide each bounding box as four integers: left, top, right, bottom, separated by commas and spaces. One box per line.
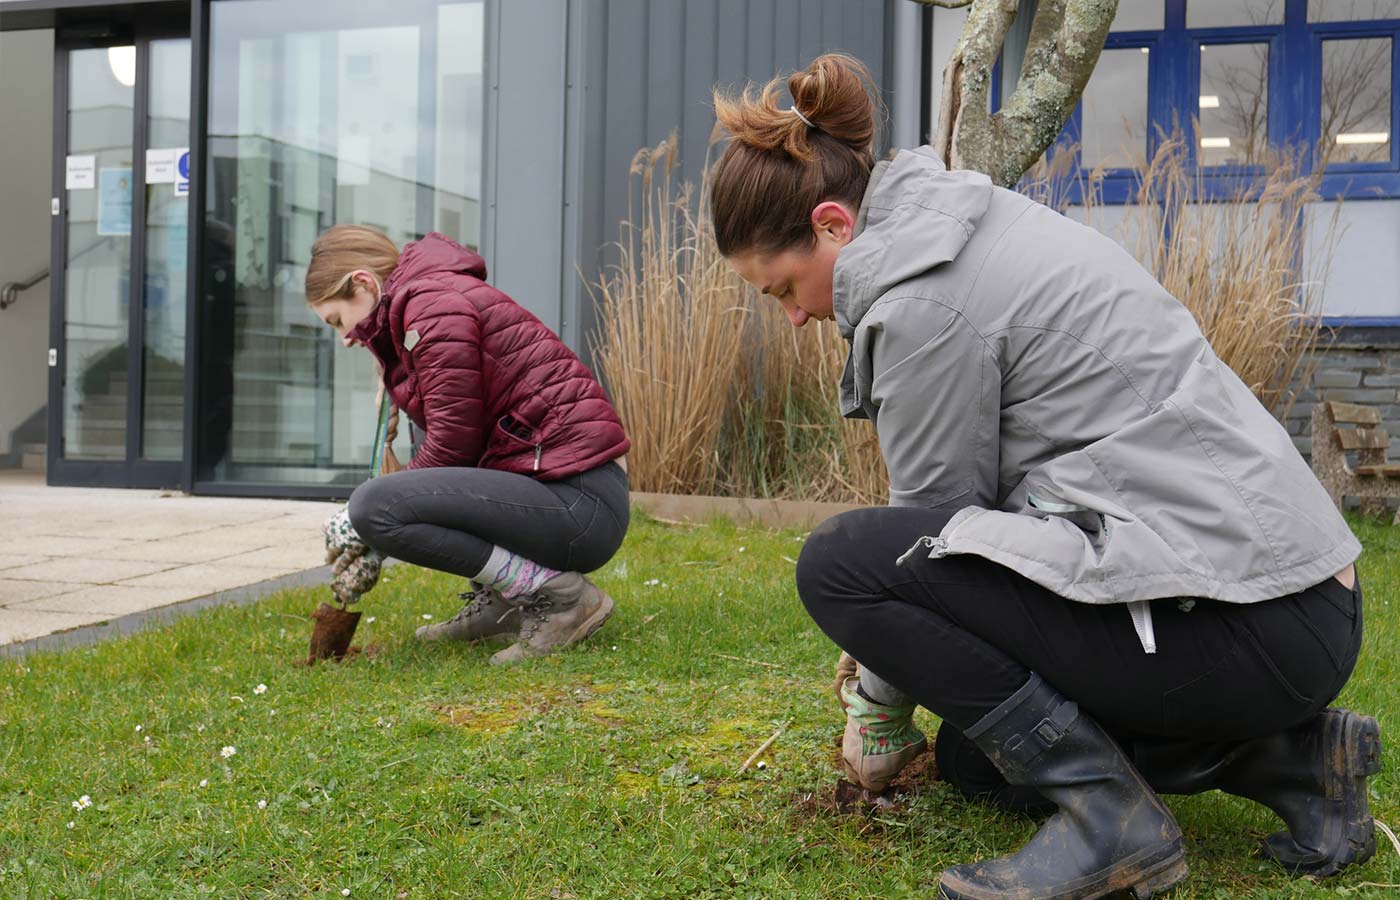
305, 224, 401, 304
710, 53, 879, 257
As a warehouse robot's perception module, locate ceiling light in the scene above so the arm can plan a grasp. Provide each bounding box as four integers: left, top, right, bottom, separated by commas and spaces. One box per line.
1200, 136, 1232, 149
1199, 95, 1220, 109
107, 45, 136, 87
1335, 132, 1389, 145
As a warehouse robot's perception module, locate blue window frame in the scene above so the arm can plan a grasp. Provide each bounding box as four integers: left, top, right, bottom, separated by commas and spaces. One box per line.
1046, 0, 1400, 202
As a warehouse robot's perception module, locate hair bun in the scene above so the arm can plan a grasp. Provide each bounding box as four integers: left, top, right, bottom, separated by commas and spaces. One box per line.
714, 52, 878, 165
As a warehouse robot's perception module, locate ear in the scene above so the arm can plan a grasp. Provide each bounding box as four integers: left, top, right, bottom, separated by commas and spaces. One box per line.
811, 201, 855, 245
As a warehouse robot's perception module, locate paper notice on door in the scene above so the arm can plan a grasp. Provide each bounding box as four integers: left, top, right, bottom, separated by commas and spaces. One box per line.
65, 155, 96, 190
97, 167, 133, 236
146, 148, 179, 183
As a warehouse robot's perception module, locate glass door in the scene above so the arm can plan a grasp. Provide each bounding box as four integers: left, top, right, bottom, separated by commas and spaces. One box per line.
48, 31, 191, 487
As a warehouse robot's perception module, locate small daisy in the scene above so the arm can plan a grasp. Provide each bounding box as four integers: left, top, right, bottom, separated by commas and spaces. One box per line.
199, 779, 208, 788
220, 746, 237, 759
611, 645, 619, 651
342, 890, 351, 897
143, 736, 151, 744
366, 616, 376, 624
197, 724, 205, 733
135, 724, 143, 733
422, 613, 433, 620
738, 546, 746, 553
256, 800, 267, 809
66, 821, 75, 829
71, 795, 91, 811
254, 684, 267, 695
643, 578, 660, 586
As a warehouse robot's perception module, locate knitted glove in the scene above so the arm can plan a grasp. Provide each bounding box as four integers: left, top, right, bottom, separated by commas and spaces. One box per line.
323, 506, 370, 563
330, 547, 383, 606
323, 506, 380, 605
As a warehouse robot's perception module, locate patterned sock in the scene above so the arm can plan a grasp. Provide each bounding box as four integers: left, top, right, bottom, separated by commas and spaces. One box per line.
474, 545, 561, 600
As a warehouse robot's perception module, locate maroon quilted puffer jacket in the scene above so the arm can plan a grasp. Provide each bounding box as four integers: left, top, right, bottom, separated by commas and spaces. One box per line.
345, 232, 630, 479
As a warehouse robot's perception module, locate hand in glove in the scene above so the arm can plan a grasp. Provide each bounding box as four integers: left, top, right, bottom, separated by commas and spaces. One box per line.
322, 506, 381, 604
330, 547, 383, 606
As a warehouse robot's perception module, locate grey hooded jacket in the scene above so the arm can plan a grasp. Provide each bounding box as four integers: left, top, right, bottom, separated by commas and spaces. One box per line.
835, 146, 1360, 651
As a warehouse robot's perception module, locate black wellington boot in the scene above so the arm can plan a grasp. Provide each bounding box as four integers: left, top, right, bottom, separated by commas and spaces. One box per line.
934, 720, 1056, 817
938, 675, 1188, 900
1130, 708, 1382, 878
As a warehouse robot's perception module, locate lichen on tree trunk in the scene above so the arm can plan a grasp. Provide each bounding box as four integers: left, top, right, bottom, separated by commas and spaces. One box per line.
929, 0, 1118, 187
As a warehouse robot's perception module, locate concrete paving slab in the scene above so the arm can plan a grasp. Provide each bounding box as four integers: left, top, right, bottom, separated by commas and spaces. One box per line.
0, 554, 40, 571
8, 585, 199, 616
0, 470, 339, 648
3, 557, 175, 585
117, 563, 294, 593
0, 579, 75, 606
0, 608, 111, 644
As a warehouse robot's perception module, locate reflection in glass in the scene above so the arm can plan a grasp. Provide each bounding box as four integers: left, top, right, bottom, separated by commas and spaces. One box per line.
63, 47, 133, 460
1198, 43, 1270, 167
1110, 0, 1164, 31
1309, 0, 1400, 21
202, 0, 484, 486
1321, 38, 1392, 165
142, 39, 191, 461
1188, 0, 1285, 27
1081, 48, 1151, 169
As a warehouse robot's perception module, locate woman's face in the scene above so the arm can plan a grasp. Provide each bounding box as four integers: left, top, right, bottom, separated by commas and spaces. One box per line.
312, 272, 379, 347
728, 201, 855, 328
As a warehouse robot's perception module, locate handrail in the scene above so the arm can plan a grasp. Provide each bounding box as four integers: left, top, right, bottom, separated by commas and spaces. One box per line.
0, 268, 47, 310
1, 236, 116, 310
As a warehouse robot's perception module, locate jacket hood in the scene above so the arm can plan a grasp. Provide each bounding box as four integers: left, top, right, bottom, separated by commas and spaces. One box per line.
383, 232, 488, 294
834, 146, 993, 338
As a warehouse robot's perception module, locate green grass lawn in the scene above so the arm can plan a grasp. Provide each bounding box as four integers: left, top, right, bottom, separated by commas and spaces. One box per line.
2, 513, 1397, 899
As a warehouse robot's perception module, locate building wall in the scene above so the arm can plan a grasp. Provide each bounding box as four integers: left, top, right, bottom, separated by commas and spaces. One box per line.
1284, 336, 1400, 466
481, 0, 903, 354
0, 28, 54, 458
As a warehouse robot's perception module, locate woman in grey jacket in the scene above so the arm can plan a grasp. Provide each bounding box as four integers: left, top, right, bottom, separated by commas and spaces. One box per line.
711, 54, 1379, 900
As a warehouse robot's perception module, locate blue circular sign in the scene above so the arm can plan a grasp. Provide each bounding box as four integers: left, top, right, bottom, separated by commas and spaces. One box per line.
177, 151, 190, 180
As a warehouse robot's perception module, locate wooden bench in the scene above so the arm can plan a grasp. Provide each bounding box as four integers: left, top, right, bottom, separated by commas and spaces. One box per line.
1310, 401, 1400, 523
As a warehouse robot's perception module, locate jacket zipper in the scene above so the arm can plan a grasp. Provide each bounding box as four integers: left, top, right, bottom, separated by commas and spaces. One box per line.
896, 535, 948, 567
533, 444, 542, 472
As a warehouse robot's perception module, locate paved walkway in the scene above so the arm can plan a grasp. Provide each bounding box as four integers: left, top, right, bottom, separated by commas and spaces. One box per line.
0, 470, 338, 648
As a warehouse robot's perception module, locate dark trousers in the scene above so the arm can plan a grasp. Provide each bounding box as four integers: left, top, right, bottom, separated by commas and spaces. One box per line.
797, 507, 1363, 742
348, 461, 630, 578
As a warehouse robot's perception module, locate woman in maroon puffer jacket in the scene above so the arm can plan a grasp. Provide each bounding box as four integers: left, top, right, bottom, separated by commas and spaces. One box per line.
306, 225, 631, 666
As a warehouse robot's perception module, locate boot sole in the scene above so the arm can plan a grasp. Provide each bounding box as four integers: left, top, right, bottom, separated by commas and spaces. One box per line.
1262, 709, 1382, 877
938, 839, 1188, 900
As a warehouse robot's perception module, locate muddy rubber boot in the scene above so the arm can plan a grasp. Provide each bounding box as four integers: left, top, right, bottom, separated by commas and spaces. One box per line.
415, 585, 519, 644
938, 675, 1188, 900
1130, 708, 1382, 878
839, 676, 927, 792
933, 720, 1056, 817
489, 572, 614, 667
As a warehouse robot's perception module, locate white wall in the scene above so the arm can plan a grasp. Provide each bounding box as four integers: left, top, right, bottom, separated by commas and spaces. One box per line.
0, 29, 54, 456
1305, 199, 1400, 318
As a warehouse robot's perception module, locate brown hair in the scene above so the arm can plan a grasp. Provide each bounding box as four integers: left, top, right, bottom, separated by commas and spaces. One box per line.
710, 53, 879, 258
305, 224, 401, 304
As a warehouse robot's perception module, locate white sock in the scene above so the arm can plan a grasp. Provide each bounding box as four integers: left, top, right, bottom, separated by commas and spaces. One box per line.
859, 667, 913, 708
474, 546, 561, 600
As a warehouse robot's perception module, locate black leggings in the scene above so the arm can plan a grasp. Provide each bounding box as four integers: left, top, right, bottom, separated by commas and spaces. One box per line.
797, 507, 1363, 742
347, 461, 630, 578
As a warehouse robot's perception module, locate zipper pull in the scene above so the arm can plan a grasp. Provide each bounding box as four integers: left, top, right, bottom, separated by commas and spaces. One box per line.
533, 445, 542, 471
896, 536, 947, 567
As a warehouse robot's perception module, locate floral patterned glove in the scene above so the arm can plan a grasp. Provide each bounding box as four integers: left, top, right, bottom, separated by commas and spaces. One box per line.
322, 507, 381, 605
330, 547, 383, 606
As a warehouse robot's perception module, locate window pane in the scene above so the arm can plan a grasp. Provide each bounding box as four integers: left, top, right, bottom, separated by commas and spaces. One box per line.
1309, 0, 1400, 21
1188, 0, 1285, 27
1111, 0, 1163, 31
1198, 43, 1270, 166
1321, 38, 1392, 165
202, 0, 485, 486
1082, 47, 1151, 169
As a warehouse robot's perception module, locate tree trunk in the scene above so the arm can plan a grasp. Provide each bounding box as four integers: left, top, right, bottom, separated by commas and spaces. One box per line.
926, 0, 1118, 186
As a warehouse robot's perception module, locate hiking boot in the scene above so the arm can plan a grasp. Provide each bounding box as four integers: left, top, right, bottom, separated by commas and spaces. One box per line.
1131, 708, 1383, 878
489, 572, 614, 667
938, 674, 1188, 900
415, 585, 519, 644
839, 675, 927, 792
